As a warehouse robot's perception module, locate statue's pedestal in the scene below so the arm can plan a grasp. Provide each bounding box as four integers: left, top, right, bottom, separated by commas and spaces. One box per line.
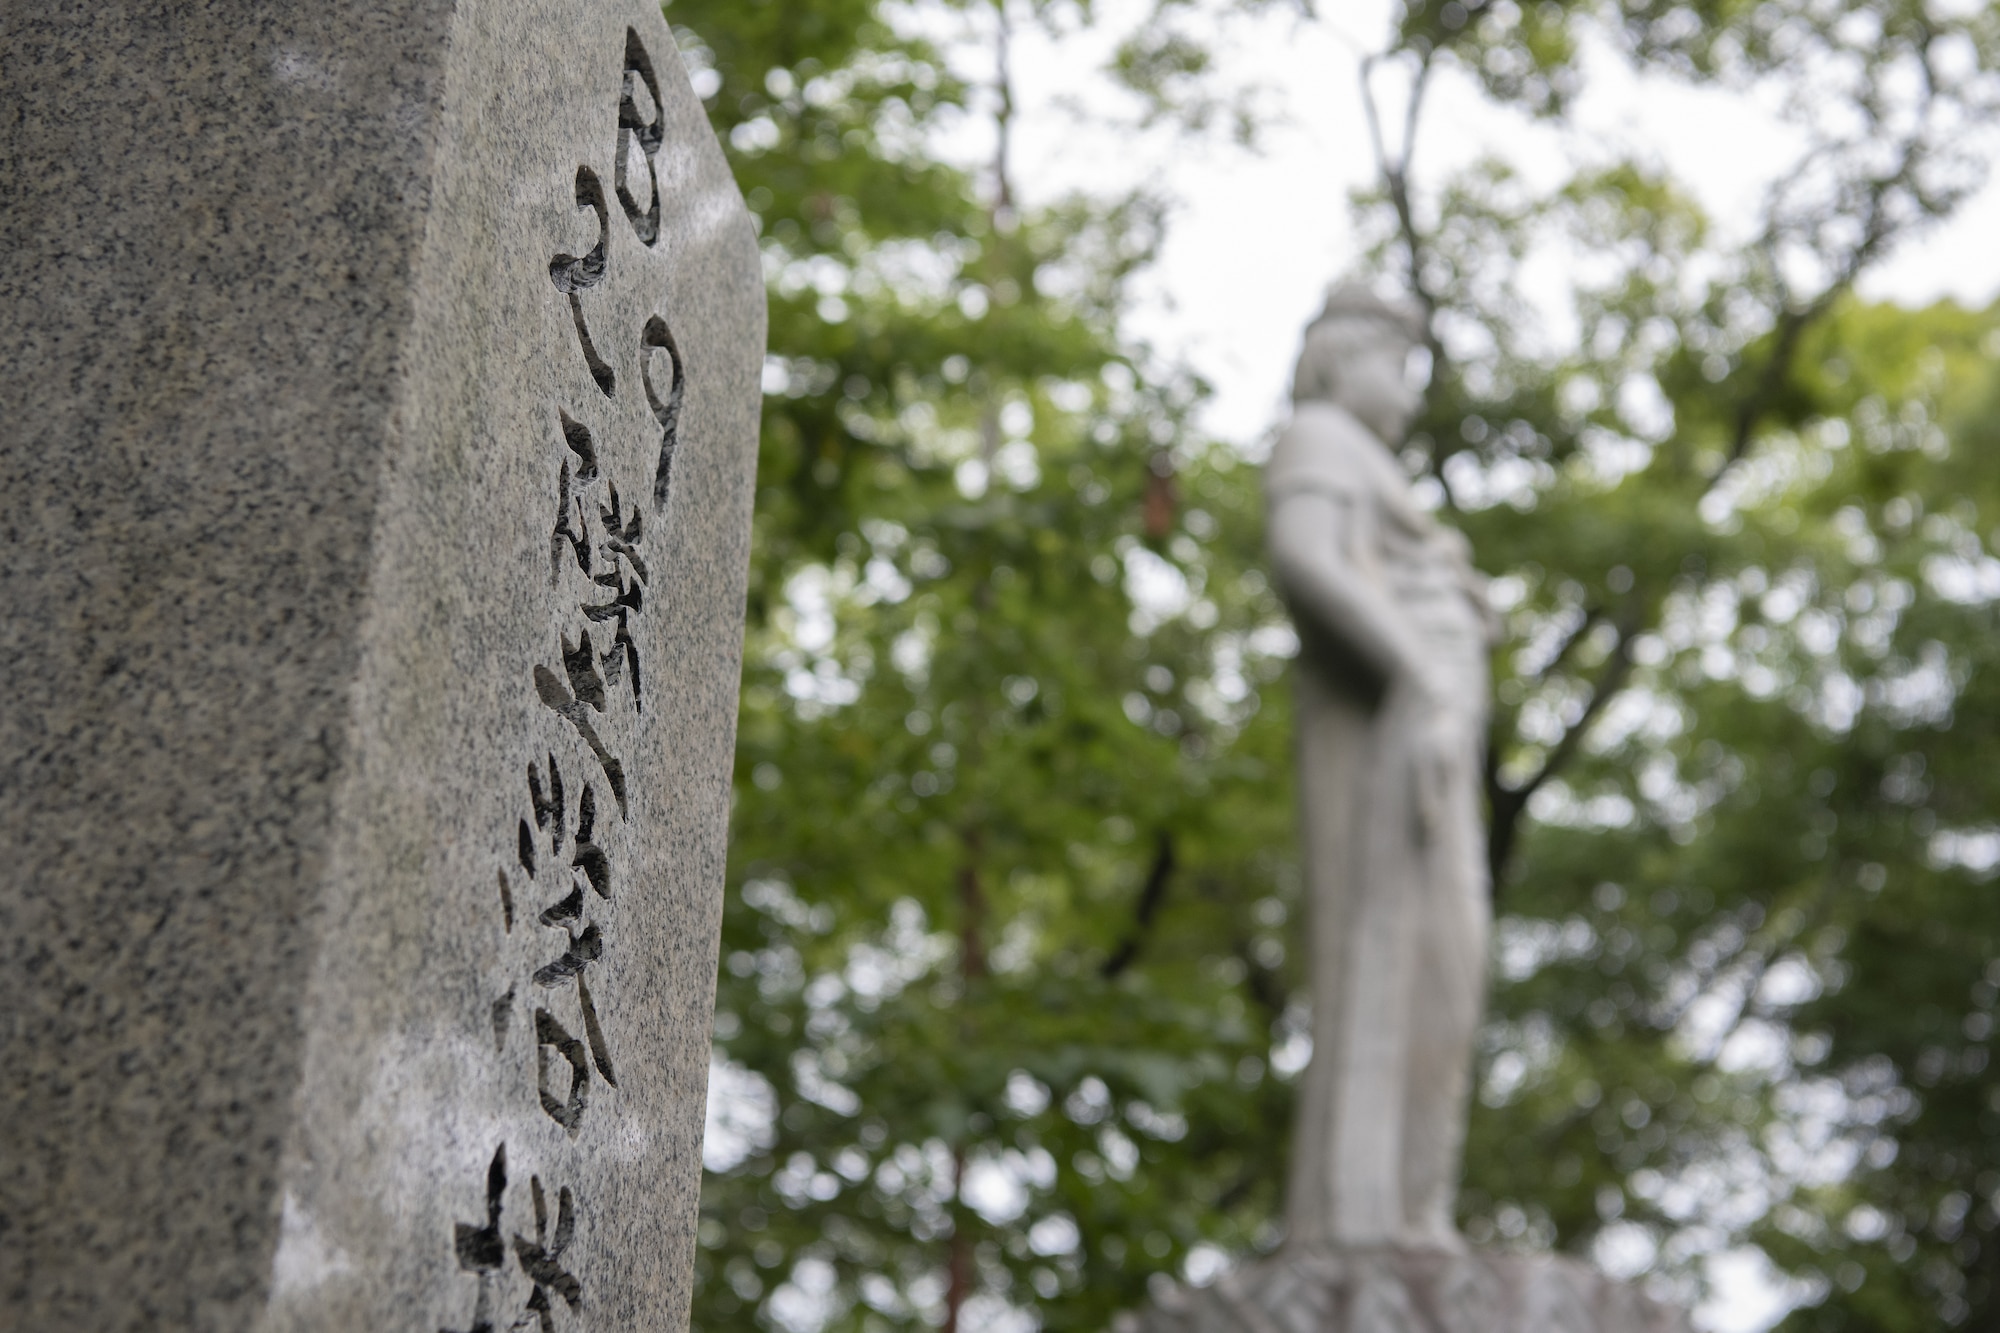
1116, 1244, 1692, 1333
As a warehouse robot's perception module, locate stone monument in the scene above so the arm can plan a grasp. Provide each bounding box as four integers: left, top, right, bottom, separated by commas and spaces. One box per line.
1118, 284, 1689, 1332
0, 4, 763, 1331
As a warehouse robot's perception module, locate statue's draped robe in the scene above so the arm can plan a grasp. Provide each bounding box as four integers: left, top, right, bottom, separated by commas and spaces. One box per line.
1266, 403, 1492, 1248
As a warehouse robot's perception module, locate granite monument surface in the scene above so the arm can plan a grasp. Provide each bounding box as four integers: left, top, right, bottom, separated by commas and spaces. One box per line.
1119, 285, 1688, 1332
0, 3, 763, 1329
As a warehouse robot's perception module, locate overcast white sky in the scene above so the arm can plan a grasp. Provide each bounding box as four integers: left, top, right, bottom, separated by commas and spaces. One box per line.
954, 0, 2000, 447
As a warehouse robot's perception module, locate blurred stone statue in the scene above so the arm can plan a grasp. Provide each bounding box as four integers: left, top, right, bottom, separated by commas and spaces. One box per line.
1116, 284, 1694, 1333
1264, 279, 1496, 1251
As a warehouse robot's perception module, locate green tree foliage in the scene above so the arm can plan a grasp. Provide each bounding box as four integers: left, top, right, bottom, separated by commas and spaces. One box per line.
1459, 295, 2000, 1329
668, 2, 1304, 1328
667, 0, 2000, 1329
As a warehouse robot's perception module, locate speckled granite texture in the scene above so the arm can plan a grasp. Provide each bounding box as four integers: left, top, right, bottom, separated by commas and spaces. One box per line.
0, 3, 764, 1330
1119, 1246, 1693, 1333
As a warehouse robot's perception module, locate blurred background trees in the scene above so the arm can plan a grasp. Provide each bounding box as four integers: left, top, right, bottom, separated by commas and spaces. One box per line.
662, 0, 2000, 1329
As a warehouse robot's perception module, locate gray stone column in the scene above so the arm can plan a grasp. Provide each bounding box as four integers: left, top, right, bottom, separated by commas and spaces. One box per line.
0, 3, 764, 1329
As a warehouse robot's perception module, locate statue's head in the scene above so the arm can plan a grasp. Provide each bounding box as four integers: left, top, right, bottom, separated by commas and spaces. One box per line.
1291, 279, 1429, 442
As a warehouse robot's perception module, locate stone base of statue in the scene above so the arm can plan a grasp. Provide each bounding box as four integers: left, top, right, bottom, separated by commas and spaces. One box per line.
1115, 1244, 1692, 1333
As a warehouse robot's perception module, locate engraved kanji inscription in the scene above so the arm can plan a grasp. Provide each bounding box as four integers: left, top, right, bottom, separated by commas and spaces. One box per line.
514, 1176, 584, 1333
441, 1145, 511, 1333
528, 774, 618, 1092
549, 167, 615, 397
533, 1007, 590, 1135
642, 314, 685, 511
449, 25, 696, 1324
616, 28, 665, 247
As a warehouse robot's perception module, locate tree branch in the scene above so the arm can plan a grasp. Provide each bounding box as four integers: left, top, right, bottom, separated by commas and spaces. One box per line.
1359, 49, 1456, 506
1236, 938, 1288, 1021
1102, 831, 1176, 979
1719, 47, 1943, 476
959, 852, 987, 980
1527, 606, 1605, 688
1489, 614, 1638, 895
944, 1146, 972, 1333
